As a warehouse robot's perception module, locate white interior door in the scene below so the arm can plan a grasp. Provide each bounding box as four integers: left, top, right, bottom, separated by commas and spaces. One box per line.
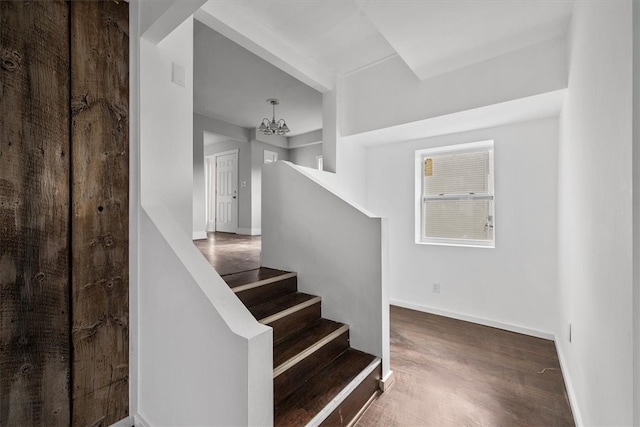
206, 157, 215, 232
215, 151, 238, 233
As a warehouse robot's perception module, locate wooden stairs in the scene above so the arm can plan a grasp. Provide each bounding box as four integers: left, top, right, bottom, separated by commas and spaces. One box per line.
222, 267, 381, 426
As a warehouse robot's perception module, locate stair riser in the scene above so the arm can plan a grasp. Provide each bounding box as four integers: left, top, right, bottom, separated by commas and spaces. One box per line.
274, 331, 350, 407
319, 363, 382, 427
236, 276, 297, 307
268, 302, 321, 344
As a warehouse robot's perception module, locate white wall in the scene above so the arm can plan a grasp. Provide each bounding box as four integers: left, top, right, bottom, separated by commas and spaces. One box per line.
203, 138, 252, 233
138, 209, 271, 426
193, 114, 289, 237
289, 143, 322, 169
140, 19, 194, 236
289, 129, 322, 149
557, 1, 634, 425
250, 141, 289, 235
366, 118, 559, 337
341, 36, 567, 137
193, 113, 252, 236
138, 13, 272, 425
262, 161, 390, 378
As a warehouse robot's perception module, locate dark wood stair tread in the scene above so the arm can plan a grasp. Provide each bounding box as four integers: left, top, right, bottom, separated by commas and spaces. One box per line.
274, 319, 348, 372
221, 267, 292, 289
248, 292, 320, 324
274, 349, 377, 426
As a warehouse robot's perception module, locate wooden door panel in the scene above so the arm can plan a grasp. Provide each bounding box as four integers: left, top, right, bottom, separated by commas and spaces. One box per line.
70, 1, 129, 425
0, 1, 71, 425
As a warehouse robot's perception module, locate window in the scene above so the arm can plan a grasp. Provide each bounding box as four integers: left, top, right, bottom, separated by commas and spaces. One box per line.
415, 140, 494, 248
264, 150, 278, 164
316, 155, 324, 171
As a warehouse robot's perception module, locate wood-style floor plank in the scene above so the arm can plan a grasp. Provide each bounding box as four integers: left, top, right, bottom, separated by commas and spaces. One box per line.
275, 349, 376, 426
194, 232, 260, 275
248, 292, 318, 322
222, 267, 289, 289
273, 319, 346, 368
356, 306, 574, 427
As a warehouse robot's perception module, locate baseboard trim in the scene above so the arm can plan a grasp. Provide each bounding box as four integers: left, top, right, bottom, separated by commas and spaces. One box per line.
390, 299, 554, 340
237, 227, 261, 236
379, 369, 395, 392
554, 340, 584, 427
133, 414, 151, 427
109, 416, 134, 427
192, 231, 207, 240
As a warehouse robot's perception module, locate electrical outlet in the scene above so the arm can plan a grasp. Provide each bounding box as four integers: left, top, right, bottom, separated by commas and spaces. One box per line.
432, 283, 440, 294
568, 323, 572, 343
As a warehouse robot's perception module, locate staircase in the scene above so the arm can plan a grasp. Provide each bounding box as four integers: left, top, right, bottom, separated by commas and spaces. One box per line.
222, 267, 382, 426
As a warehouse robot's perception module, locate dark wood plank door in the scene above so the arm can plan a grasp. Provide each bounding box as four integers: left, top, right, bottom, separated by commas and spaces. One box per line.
1, 1, 129, 426
0, 1, 71, 425
70, 1, 130, 425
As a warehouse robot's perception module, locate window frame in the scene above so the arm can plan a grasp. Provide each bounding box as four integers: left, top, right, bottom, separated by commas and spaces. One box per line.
414, 140, 495, 248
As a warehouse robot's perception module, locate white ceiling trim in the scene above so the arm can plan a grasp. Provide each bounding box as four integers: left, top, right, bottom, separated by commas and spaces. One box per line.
411, 18, 570, 80
355, 0, 572, 81
342, 89, 567, 147
196, 1, 334, 93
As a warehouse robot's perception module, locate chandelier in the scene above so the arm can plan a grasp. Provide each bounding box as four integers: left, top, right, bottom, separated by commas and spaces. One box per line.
258, 98, 290, 136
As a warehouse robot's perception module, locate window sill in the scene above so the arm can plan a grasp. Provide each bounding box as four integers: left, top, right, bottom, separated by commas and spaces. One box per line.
415, 238, 495, 249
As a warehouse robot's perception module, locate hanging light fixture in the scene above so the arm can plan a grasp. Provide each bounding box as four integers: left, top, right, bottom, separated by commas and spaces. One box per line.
258, 98, 290, 136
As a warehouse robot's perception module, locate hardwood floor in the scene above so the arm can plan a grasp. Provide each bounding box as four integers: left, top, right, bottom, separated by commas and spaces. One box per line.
194, 235, 574, 426
357, 306, 574, 427
193, 232, 261, 275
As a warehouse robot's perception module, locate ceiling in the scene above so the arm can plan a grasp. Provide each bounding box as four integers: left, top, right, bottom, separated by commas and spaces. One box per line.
194, 0, 574, 139
193, 20, 323, 137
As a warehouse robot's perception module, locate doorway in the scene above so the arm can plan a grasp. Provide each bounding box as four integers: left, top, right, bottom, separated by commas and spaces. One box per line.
209, 149, 239, 233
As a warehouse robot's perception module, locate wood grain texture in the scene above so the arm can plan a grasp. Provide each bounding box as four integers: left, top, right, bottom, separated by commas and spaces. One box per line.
275, 349, 376, 426
356, 306, 575, 427
0, 1, 71, 425
321, 363, 381, 427
274, 328, 349, 406
222, 267, 289, 289
266, 302, 322, 344
70, 1, 129, 425
194, 232, 261, 275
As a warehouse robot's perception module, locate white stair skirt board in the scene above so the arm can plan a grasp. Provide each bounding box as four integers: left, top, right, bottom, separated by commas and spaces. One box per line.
192, 231, 207, 240
306, 357, 381, 427
390, 299, 554, 340
555, 340, 584, 427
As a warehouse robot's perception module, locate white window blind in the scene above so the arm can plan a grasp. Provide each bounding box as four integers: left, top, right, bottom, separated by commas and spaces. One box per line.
416, 141, 494, 247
